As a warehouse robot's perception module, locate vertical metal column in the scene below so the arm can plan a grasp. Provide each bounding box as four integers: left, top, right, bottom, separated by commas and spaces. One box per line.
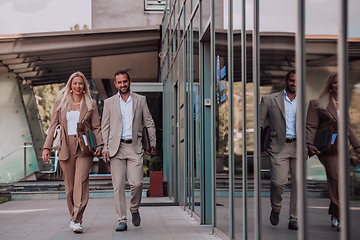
241, 0, 248, 239
227, 0, 235, 239
177, 0, 182, 203
187, 30, 191, 212
183, 5, 188, 210
170, 0, 176, 200
23, 143, 27, 181
211, 0, 217, 231
189, 0, 195, 213
199, 0, 206, 224
338, 0, 350, 239
296, 0, 308, 239
187, 29, 193, 213
252, 0, 261, 239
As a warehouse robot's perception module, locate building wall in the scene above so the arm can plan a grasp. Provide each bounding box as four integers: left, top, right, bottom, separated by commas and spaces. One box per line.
0, 73, 39, 183
92, 0, 224, 30
92, 0, 164, 29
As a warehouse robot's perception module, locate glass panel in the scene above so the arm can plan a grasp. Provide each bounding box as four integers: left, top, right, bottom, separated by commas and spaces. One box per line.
175, 0, 180, 20
192, 0, 197, 11
201, 0, 211, 33
349, 8, 360, 235
193, 42, 199, 84
193, 8, 201, 216
193, 84, 201, 214
178, 42, 186, 206
185, 32, 191, 209
179, 0, 185, 35
175, 23, 179, 53
349, 56, 360, 240
215, 26, 230, 237
185, 0, 192, 26
135, 92, 163, 178
171, 73, 179, 201
254, 1, 297, 239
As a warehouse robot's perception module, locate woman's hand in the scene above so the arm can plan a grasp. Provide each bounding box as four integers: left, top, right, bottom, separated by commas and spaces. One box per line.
42, 149, 50, 163
308, 144, 320, 157
94, 146, 103, 157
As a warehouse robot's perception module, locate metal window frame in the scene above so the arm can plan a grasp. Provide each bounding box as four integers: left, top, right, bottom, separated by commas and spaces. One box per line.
296, 0, 308, 239
227, 0, 235, 239
253, 0, 262, 239
338, 0, 350, 239
241, 0, 248, 239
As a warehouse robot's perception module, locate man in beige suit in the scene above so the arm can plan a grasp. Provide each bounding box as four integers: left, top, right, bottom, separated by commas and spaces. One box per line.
260, 69, 298, 230
102, 70, 156, 232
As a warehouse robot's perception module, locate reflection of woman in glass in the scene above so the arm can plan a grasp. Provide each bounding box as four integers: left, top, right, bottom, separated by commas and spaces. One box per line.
42, 72, 103, 233
306, 72, 360, 231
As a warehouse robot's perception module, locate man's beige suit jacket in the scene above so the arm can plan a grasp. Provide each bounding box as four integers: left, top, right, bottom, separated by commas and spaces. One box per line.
101, 92, 156, 157
260, 91, 287, 154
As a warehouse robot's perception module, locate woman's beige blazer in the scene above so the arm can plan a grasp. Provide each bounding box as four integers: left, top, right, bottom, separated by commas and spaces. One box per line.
43, 99, 103, 160
306, 99, 360, 149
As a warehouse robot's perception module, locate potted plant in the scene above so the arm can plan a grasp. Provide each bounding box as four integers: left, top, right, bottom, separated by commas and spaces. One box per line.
149, 156, 163, 197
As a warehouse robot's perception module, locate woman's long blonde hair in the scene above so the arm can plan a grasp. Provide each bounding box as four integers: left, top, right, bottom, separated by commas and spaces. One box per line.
318, 72, 338, 109
56, 71, 93, 112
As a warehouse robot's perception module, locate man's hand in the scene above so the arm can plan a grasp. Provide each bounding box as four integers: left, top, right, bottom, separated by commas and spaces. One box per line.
94, 146, 103, 157
146, 147, 154, 155
308, 144, 320, 157
42, 149, 50, 163
354, 147, 360, 161
102, 151, 110, 163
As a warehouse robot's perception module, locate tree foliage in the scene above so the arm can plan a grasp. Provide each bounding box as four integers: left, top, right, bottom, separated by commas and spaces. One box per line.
70, 24, 89, 31
33, 83, 64, 131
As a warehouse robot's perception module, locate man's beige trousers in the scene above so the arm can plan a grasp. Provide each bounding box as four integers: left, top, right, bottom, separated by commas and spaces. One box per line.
110, 142, 143, 223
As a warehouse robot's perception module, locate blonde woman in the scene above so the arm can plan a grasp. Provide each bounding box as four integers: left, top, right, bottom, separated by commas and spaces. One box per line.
42, 71, 103, 233
306, 72, 360, 230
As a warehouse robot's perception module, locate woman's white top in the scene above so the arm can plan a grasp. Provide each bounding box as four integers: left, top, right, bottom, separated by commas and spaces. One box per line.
66, 111, 80, 135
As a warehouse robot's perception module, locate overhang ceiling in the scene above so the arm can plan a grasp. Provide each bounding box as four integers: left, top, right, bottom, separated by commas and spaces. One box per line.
1, 27, 359, 88
0, 26, 161, 86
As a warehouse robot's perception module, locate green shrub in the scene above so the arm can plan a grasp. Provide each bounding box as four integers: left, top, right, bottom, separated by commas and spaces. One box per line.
0, 197, 10, 204
149, 156, 163, 171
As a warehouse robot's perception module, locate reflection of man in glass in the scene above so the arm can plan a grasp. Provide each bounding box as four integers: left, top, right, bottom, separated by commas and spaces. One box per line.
260, 70, 298, 230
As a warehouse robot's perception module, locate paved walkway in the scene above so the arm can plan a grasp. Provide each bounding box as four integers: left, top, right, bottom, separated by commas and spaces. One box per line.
2, 196, 360, 240
215, 197, 360, 240
0, 197, 217, 240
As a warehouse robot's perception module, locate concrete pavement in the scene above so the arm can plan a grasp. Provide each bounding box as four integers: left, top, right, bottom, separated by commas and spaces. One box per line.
0, 197, 217, 240
215, 197, 360, 240
1, 196, 360, 240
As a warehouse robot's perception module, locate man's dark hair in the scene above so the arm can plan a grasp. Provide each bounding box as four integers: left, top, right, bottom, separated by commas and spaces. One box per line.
114, 70, 131, 81
285, 69, 295, 81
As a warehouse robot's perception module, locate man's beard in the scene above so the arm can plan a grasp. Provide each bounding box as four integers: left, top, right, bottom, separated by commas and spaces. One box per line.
119, 86, 130, 94
287, 86, 296, 94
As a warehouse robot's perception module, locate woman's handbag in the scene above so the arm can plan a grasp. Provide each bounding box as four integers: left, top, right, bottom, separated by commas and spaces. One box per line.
77, 120, 97, 154
46, 124, 62, 149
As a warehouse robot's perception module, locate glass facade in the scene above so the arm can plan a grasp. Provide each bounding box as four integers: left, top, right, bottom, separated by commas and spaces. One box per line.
160, 0, 360, 239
